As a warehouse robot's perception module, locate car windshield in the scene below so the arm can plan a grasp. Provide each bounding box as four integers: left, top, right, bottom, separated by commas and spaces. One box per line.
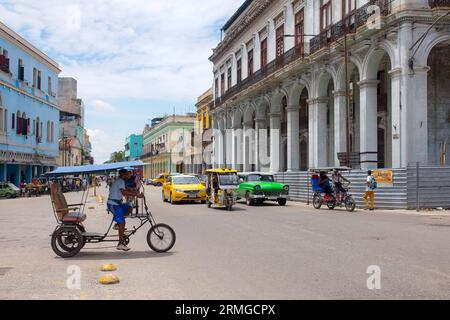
7, 183, 19, 190
173, 176, 200, 185
218, 174, 239, 186
247, 174, 274, 182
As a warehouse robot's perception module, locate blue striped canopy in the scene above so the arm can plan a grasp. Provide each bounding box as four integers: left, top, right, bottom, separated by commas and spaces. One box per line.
45, 161, 145, 177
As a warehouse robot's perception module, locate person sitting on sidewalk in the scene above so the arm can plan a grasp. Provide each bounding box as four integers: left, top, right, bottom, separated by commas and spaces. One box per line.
107, 169, 144, 251
363, 170, 377, 211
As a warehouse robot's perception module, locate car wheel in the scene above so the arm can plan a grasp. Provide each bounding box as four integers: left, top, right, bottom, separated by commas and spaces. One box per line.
245, 192, 254, 206
5, 193, 12, 199
278, 198, 287, 206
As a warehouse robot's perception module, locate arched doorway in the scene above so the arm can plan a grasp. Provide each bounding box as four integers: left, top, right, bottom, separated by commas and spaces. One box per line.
299, 88, 309, 171
427, 40, 450, 166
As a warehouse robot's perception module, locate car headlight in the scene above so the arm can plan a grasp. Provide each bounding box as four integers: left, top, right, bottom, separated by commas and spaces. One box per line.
284, 185, 289, 191
175, 189, 185, 194
254, 185, 261, 192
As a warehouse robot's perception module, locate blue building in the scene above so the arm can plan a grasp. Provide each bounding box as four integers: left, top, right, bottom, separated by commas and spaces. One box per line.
124, 134, 143, 161
0, 21, 61, 186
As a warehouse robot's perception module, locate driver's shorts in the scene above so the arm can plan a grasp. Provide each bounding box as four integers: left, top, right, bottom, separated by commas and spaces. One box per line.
107, 203, 132, 224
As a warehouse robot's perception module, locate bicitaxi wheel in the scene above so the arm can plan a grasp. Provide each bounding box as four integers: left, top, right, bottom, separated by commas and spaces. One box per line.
147, 224, 176, 253
51, 227, 84, 258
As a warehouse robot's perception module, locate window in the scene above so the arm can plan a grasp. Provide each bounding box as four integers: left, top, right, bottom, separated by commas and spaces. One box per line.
320, 0, 332, 32
37, 70, 42, 90
48, 76, 52, 94
295, 9, 305, 55
248, 49, 254, 77
237, 58, 242, 84
11, 113, 15, 130
16, 111, 21, 134
220, 73, 225, 96
276, 25, 285, 58
18, 59, 24, 81
33, 68, 37, 88
215, 78, 219, 97
47, 121, 50, 142
342, 0, 356, 17
0, 49, 9, 73
261, 39, 268, 68
0, 108, 3, 132
227, 67, 232, 91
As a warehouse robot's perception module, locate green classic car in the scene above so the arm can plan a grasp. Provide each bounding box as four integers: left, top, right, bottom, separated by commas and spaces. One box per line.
0, 181, 19, 199
237, 173, 289, 206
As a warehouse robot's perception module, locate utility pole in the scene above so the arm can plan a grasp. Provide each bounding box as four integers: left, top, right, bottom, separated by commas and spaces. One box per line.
344, 34, 351, 168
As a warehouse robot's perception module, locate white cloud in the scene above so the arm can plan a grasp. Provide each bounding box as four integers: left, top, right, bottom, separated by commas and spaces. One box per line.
0, 0, 244, 163
0, 0, 243, 102
90, 99, 116, 113
86, 128, 123, 164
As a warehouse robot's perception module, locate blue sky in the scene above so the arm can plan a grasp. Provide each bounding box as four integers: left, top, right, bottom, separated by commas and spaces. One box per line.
0, 0, 243, 163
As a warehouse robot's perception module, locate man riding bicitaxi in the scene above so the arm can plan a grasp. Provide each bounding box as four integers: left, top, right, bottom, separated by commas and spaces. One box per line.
107, 169, 144, 251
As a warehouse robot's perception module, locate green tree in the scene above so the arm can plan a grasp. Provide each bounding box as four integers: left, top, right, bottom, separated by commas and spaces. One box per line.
105, 151, 126, 164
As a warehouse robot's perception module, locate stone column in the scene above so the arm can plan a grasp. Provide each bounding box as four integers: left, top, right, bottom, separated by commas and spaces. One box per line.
358, 80, 379, 170
232, 123, 243, 171
389, 68, 402, 168
255, 118, 266, 171
243, 120, 254, 172
286, 105, 300, 172
308, 98, 328, 168
333, 90, 347, 167
270, 113, 281, 173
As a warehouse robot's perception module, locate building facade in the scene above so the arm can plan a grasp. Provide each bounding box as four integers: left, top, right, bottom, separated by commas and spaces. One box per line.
210, 0, 450, 173
192, 88, 214, 174
0, 21, 60, 186
124, 134, 143, 161
142, 114, 196, 179
57, 77, 93, 166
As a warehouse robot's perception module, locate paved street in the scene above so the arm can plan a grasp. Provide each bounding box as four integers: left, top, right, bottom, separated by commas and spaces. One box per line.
0, 185, 449, 300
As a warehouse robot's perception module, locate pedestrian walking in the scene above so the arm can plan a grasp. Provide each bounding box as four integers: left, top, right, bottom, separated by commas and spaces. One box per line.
363, 170, 377, 211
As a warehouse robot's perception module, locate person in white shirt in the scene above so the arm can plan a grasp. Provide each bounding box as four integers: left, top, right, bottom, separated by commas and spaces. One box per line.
363, 170, 376, 211
107, 169, 144, 251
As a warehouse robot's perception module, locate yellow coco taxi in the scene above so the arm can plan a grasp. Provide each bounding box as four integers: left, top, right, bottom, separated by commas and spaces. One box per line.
162, 175, 207, 204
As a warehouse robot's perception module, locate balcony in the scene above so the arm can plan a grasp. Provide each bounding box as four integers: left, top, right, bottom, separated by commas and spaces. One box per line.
429, 0, 450, 7
213, 45, 306, 109
310, 0, 392, 55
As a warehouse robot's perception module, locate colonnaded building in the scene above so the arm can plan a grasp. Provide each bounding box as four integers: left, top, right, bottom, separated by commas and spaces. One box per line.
209, 0, 450, 209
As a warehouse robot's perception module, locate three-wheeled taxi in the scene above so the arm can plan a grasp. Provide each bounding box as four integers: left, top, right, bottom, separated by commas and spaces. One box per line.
205, 169, 239, 211
310, 167, 356, 212
46, 161, 176, 258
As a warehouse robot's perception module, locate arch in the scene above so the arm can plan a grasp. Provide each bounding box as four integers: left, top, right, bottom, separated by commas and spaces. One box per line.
255, 96, 270, 120
232, 108, 243, 128
288, 78, 311, 107
243, 103, 256, 124
315, 68, 337, 98
336, 56, 363, 91
270, 88, 289, 113
419, 32, 450, 67
362, 42, 396, 80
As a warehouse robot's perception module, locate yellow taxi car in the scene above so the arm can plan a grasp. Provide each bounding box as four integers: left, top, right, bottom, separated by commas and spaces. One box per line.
162, 175, 207, 204
152, 172, 180, 186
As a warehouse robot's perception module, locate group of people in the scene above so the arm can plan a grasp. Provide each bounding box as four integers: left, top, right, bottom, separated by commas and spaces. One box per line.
317, 170, 377, 211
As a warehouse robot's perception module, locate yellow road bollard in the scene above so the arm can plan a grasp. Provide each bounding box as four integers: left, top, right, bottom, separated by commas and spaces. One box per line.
100, 264, 117, 272
99, 274, 120, 285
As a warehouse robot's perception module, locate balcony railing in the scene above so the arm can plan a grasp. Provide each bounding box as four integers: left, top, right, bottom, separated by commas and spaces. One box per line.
213, 45, 306, 109
310, 0, 392, 54
429, 0, 450, 8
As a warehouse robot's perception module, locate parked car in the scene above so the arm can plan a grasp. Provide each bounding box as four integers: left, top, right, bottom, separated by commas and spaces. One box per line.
0, 181, 20, 199
237, 172, 289, 206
